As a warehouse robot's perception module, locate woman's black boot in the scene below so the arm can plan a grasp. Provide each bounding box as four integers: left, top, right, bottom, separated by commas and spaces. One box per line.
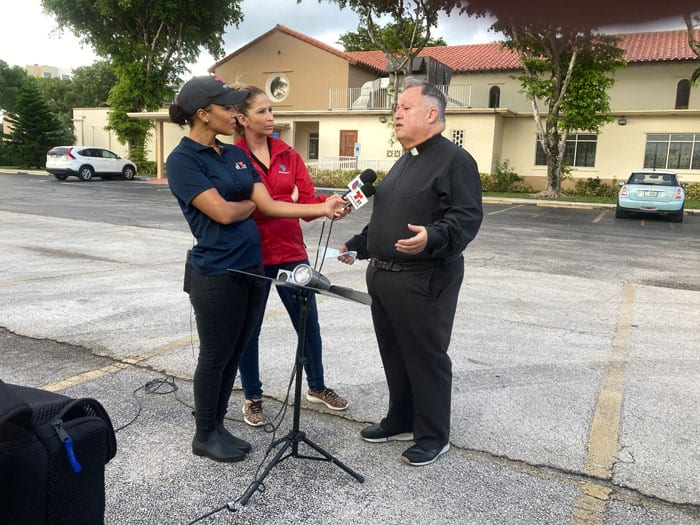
192, 426, 247, 462
216, 421, 252, 452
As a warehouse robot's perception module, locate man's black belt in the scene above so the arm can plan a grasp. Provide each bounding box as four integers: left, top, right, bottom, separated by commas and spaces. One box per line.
369, 254, 462, 272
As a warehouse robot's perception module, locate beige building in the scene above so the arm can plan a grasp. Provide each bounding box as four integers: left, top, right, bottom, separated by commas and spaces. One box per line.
25, 64, 71, 80
117, 25, 700, 186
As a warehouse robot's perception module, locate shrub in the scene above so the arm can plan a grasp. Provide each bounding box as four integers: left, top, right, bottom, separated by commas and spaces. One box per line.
311, 169, 385, 188
481, 158, 531, 193
573, 176, 619, 198
135, 160, 157, 176
685, 183, 700, 201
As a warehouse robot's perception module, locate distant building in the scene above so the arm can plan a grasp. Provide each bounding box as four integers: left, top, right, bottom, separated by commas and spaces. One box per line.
25, 64, 71, 80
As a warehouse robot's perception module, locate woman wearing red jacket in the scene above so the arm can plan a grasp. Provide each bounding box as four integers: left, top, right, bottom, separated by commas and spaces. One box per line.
234, 86, 349, 426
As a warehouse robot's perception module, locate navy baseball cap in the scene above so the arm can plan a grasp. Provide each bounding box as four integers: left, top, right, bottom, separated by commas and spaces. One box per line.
176, 76, 249, 115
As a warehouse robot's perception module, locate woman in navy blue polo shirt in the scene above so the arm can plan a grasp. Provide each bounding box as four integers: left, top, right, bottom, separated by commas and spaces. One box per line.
167, 76, 344, 463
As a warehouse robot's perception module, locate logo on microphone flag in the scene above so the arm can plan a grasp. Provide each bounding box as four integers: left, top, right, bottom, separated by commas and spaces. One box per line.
347, 187, 368, 209
348, 176, 362, 191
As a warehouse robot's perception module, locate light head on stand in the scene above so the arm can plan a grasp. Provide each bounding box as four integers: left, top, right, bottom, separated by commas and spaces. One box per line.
291, 264, 332, 291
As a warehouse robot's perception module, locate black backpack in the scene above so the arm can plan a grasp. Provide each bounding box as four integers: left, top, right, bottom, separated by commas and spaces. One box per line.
0, 379, 117, 524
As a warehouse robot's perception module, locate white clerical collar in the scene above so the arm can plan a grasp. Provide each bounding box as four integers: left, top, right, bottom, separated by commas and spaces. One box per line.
409, 147, 419, 156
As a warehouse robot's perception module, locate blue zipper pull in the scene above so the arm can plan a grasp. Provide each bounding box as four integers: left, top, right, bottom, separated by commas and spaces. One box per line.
53, 420, 82, 473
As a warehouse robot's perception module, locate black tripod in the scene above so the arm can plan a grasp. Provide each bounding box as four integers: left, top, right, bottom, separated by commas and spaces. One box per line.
239, 286, 364, 506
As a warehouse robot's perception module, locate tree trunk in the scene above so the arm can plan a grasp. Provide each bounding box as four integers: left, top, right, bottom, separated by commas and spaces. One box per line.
546, 154, 561, 194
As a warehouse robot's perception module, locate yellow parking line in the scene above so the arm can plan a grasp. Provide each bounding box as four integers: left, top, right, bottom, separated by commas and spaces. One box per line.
570, 282, 636, 525
41, 335, 198, 392
535, 202, 592, 209
487, 204, 527, 215
42, 363, 131, 392
592, 211, 607, 223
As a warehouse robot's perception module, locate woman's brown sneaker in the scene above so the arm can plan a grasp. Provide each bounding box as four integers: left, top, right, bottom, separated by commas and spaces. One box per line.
242, 398, 266, 427
306, 388, 349, 411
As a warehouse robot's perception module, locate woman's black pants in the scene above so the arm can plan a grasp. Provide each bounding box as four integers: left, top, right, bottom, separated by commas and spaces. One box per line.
187, 265, 265, 431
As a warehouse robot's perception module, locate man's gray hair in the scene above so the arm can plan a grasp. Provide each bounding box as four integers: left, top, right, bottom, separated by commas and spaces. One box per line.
401, 76, 447, 124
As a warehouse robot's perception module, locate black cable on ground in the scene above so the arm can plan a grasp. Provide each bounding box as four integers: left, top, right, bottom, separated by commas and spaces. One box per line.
114, 375, 178, 433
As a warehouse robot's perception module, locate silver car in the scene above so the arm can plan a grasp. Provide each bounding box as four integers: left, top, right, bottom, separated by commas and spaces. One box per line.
46, 146, 137, 181
615, 170, 687, 223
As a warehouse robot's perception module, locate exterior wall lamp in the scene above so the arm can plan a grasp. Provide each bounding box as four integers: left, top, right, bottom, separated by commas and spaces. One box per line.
617, 116, 627, 126
378, 115, 388, 123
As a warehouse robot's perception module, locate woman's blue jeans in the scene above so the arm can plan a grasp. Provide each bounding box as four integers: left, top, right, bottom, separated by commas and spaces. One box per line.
238, 259, 326, 399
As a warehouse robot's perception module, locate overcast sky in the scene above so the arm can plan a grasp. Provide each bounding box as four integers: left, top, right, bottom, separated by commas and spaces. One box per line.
0, 0, 686, 76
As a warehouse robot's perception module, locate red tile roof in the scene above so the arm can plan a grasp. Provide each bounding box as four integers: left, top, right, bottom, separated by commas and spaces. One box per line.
348, 43, 521, 72
213, 25, 699, 74
619, 29, 699, 62
348, 30, 700, 72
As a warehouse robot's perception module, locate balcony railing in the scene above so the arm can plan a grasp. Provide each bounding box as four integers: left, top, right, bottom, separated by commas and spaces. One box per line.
328, 84, 472, 111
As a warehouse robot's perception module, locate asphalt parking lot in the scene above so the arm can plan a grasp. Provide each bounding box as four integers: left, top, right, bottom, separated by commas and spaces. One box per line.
0, 172, 698, 524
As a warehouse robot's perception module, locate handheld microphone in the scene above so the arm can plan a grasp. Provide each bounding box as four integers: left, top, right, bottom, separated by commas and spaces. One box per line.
343, 181, 376, 210
341, 169, 377, 197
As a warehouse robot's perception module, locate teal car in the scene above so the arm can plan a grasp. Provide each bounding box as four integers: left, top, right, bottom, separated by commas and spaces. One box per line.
616, 170, 687, 223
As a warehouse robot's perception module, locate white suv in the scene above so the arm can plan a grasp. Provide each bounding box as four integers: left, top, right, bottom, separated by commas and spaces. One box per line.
46, 146, 137, 181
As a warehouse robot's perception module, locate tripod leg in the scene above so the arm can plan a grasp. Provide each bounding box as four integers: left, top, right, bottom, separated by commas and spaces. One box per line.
239, 434, 295, 506
300, 435, 365, 483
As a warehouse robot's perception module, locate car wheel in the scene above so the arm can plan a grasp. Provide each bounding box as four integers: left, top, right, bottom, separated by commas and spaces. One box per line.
672, 208, 684, 223
78, 166, 94, 181
53, 174, 68, 180
615, 206, 624, 219
122, 166, 136, 180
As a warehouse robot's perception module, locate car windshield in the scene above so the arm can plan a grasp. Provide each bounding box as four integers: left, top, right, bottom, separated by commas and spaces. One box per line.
628, 173, 677, 186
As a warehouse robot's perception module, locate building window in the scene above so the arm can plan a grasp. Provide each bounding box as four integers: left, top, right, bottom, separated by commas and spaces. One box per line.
451, 129, 464, 148
535, 134, 597, 167
308, 133, 319, 160
266, 73, 289, 103
644, 133, 700, 170
675, 79, 691, 110
488, 86, 500, 108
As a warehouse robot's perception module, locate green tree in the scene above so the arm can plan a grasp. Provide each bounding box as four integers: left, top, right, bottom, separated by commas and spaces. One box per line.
317, 0, 465, 109
41, 0, 245, 162
0, 60, 29, 114
490, 22, 625, 196
683, 12, 700, 84
70, 62, 118, 107
35, 77, 76, 144
338, 22, 447, 52
2, 79, 70, 168
37, 77, 77, 115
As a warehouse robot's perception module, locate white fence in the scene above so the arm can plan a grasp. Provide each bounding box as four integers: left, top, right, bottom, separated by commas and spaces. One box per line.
306, 156, 395, 174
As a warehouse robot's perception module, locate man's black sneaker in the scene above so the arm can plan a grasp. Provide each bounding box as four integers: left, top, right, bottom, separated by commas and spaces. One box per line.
400, 443, 450, 466
360, 423, 414, 443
